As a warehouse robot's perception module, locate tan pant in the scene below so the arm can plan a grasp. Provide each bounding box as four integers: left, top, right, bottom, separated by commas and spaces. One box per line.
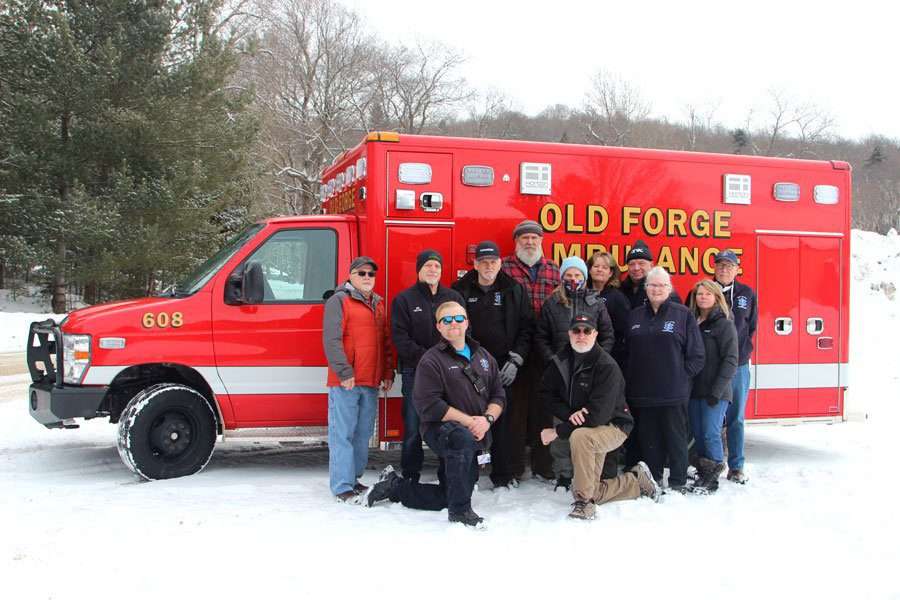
570, 425, 640, 505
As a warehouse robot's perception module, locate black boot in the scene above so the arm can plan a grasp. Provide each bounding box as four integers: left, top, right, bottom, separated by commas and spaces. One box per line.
448, 508, 485, 529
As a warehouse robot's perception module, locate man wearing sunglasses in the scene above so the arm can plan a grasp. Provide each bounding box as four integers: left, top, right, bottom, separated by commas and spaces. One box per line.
391, 250, 464, 484
539, 313, 660, 520
323, 256, 395, 503
365, 301, 505, 528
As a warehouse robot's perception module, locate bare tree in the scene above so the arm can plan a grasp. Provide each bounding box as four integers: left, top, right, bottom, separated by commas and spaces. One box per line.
370, 41, 473, 134
583, 70, 650, 146
466, 88, 511, 138
240, 0, 376, 214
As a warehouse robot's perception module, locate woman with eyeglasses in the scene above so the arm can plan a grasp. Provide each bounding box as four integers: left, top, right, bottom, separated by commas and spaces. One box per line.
535, 256, 614, 366
686, 280, 738, 493
587, 251, 631, 371
624, 267, 705, 492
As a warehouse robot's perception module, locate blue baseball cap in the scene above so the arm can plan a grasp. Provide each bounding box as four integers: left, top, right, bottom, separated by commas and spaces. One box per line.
714, 249, 739, 265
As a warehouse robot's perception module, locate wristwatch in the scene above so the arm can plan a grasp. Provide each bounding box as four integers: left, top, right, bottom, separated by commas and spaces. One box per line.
484, 413, 495, 426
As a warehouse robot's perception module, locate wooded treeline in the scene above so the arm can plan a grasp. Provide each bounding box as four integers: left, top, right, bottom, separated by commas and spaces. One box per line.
1, 0, 897, 311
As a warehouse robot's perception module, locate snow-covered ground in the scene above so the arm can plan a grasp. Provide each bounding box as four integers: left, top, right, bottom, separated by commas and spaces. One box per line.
0, 288, 65, 353
1, 229, 898, 599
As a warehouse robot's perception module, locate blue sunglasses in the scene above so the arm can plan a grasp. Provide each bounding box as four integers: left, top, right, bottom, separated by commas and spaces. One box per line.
439, 315, 467, 325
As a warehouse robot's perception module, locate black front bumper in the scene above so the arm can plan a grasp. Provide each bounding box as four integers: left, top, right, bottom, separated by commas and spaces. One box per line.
29, 379, 108, 428
26, 319, 107, 428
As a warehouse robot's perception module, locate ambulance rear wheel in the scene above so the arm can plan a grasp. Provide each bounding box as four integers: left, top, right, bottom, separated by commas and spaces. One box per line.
117, 383, 217, 480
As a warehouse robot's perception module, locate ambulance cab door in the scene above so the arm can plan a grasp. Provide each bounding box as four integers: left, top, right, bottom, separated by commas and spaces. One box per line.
755, 235, 800, 416
212, 224, 346, 427
797, 236, 843, 415
381, 225, 454, 442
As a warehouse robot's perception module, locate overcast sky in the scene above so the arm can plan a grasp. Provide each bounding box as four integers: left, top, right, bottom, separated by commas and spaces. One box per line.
342, 0, 899, 141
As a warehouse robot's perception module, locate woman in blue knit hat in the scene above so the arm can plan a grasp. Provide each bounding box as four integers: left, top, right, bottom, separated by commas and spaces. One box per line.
535, 256, 615, 365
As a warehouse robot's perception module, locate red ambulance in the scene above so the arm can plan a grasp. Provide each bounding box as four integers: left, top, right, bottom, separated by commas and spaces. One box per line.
27, 132, 851, 479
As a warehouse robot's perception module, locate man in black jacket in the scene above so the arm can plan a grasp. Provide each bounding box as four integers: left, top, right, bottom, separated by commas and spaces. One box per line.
364, 301, 505, 529
540, 314, 660, 520
620, 240, 683, 308
713, 249, 758, 484
452, 240, 534, 488
391, 249, 464, 483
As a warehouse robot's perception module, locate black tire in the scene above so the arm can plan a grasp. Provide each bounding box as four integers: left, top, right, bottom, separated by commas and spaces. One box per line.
117, 383, 217, 480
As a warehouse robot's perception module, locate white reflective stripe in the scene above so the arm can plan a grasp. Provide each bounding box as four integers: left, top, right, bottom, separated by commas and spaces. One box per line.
81, 366, 125, 385
215, 366, 403, 397
752, 363, 849, 389
82, 365, 228, 395
195, 366, 227, 395
80, 364, 402, 397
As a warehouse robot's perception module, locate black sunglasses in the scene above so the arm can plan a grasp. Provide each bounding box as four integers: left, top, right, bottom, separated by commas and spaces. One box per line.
570, 326, 594, 335
439, 315, 467, 325
353, 270, 377, 278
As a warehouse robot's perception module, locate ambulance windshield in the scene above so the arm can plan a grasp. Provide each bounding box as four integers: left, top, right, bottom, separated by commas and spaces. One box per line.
174, 224, 264, 295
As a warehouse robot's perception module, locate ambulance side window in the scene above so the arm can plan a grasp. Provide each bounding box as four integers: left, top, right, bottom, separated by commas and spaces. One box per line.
244, 228, 337, 303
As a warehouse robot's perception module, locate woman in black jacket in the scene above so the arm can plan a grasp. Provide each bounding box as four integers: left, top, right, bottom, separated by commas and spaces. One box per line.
535, 256, 614, 363
587, 251, 631, 370
687, 280, 739, 491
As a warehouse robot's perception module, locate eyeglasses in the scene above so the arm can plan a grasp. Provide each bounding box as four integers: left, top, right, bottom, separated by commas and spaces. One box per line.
570, 326, 594, 335
439, 315, 467, 325
646, 283, 670, 289
353, 270, 377, 278
715, 262, 737, 270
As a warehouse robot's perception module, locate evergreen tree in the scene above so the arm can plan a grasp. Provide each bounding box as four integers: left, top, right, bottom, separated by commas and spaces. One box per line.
0, 0, 258, 309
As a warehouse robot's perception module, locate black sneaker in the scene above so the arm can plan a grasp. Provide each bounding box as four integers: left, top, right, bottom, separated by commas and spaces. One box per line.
554, 475, 572, 492
448, 508, 485, 529
364, 466, 401, 507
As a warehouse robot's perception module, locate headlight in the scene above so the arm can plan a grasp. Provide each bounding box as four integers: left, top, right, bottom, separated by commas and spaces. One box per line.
63, 334, 91, 384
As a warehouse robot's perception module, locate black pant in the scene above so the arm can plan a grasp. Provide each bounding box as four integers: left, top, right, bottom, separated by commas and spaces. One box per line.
515, 359, 553, 479
489, 389, 513, 485
636, 404, 689, 487
393, 422, 480, 514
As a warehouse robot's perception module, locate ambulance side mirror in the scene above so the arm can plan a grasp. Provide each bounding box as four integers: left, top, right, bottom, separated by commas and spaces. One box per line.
241, 261, 265, 304
225, 261, 264, 305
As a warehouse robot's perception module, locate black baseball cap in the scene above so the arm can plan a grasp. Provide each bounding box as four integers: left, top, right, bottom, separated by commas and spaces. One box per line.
569, 313, 596, 331
474, 240, 501, 261
350, 256, 378, 272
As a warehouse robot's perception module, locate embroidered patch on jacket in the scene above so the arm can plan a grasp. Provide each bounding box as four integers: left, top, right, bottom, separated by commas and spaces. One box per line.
413, 306, 423, 312
494, 292, 502, 306
736, 295, 749, 310
480, 358, 490, 371
662, 321, 676, 333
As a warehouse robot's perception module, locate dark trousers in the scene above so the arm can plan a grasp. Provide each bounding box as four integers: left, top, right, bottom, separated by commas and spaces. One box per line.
636, 404, 689, 487
624, 406, 642, 470
509, 360, 553, 479
392, 422, 480, 514
489, 398, 513, 485
400, 368, 423, 480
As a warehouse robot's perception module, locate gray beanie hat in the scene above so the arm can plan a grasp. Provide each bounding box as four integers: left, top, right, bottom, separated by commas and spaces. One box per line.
513, 219, 543, 238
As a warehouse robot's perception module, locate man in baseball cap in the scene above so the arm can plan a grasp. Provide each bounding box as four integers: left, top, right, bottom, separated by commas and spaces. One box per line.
712, 249, 756, 485
452, 240, 535, 489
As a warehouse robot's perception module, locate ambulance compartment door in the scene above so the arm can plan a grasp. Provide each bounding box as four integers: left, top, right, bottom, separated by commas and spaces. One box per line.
798, 237, 842, 415
382, 225, 454, 442
755, 235, 800, 416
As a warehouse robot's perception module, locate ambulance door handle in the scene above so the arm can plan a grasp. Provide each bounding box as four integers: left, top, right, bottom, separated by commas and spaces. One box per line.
806, 317, 825, 335
774, 317, 792, 335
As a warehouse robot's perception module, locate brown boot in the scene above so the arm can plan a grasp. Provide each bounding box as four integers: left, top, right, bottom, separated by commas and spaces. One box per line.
568, 499, 596, 520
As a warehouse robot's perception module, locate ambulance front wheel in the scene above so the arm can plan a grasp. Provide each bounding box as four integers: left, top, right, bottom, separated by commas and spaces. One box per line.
116, 383, 217, 480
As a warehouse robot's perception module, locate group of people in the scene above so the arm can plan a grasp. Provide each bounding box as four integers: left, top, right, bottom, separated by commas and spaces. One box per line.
322, 219, 757, 528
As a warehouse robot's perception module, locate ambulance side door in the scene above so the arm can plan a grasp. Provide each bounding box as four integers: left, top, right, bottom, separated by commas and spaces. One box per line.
212, 224, 348, 427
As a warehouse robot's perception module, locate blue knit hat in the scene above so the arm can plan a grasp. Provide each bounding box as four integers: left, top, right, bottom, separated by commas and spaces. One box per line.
559, 256, 588, 280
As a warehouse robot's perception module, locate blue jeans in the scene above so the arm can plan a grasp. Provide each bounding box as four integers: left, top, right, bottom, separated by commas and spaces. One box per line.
400, 368, 423, 480
689, 398, 730, 463
328, 385, 378, 495
725, 363, 751, 470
